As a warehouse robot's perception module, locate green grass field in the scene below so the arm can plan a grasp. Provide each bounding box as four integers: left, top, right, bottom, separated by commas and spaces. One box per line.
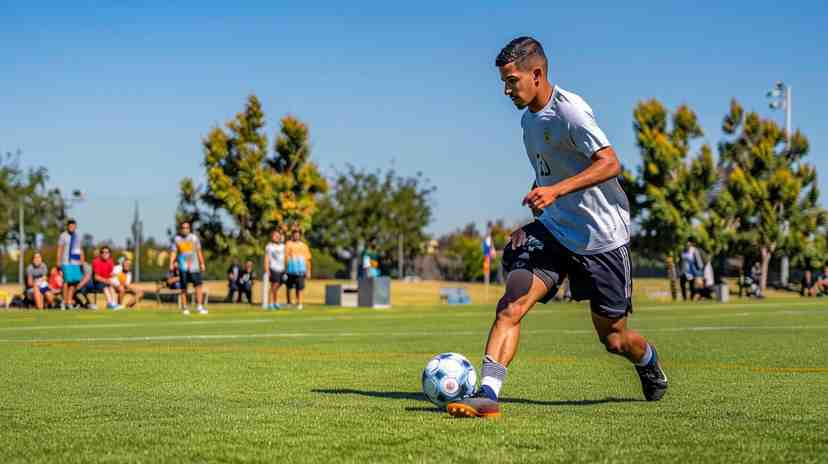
1, 298, 827, 463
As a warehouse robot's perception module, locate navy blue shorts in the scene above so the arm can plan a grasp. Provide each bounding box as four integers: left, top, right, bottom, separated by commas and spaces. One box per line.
181, 271, 203, 288
501, 221, 632, 319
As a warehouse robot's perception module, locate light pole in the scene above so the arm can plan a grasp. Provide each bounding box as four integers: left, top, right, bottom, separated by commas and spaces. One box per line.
131, 201, 143, 282
767, 81, 792, 287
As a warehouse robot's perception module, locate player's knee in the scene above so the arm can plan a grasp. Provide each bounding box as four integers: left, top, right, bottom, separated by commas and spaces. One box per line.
600, 333, 624, 355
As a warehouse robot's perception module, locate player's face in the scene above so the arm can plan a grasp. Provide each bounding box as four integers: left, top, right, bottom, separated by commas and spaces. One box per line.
180, 223, 190, 235
272, 231, 281, 243
499, 62, 536, 110
68, 223, 76, 233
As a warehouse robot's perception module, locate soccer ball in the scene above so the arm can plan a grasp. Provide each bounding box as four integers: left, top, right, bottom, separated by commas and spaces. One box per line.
421, 352, 477, 408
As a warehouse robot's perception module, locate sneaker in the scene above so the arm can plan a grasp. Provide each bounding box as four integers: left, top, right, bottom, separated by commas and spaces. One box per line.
182, 309, 191, 316
87, 303, 97, 310
197, 307, 208, 315
447, 393, 501, 418
635, 345, 668, 401
297, 304, 303, 310
273, 303, 281, 310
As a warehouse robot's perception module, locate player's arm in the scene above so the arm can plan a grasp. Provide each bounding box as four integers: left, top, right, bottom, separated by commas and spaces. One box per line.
263, 251, 270, 277
56, 242, 63, 267
523, 146, 621, 211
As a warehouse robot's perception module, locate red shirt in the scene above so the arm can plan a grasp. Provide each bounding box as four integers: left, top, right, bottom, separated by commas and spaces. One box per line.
92, 257, 114, 279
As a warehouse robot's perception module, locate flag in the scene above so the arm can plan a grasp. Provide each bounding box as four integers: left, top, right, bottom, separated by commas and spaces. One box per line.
482, 235, 496, 277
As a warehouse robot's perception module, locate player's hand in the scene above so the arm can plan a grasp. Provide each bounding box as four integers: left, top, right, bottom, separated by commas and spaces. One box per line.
510, 228, 527, 250
523, 186, 559, 211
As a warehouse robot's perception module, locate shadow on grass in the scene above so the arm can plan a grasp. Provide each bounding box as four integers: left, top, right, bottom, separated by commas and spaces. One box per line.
311, 389, 642, 408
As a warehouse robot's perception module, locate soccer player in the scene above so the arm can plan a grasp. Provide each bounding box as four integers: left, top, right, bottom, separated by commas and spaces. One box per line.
264, 229, 287, 310
447, 37, 667, 418
56, 219, 84, 309
285, 228, 312, 310
169, 221, 207, 315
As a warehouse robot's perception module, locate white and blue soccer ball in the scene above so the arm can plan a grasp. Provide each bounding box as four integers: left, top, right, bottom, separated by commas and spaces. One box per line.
421, 352, 477, 408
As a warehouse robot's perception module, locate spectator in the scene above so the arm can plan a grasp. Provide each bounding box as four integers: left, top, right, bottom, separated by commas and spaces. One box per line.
237, 260, 256, 304
165, 260, 185, 308
26, 252, 54, 309
48, 266, 63, 296
74, 262, 95, 309
264, 229, 286, 310
226, 261, 241, 303
801, 269, 817, 297
92, 246, 120, 310
816, 265, 828, 296
56, 219, 85, 309
115, 259, 143, 308
285, 228, 312, 310
680, 241, 705, 301
170, 221, 207, 315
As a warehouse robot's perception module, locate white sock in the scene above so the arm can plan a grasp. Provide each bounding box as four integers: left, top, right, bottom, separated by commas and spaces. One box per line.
481, 376, 503, 397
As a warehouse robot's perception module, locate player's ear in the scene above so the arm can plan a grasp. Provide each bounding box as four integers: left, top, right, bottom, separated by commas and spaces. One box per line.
533, 68, 542, 86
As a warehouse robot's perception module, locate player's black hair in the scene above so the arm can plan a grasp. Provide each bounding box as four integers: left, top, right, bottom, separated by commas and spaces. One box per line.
67, 219, 77, 226
495, 36, 547, 72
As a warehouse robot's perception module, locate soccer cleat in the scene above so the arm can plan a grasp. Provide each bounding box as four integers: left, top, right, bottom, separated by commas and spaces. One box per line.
197, 307, 208, 315
635, 345, 668, 401
181, 309, 191, 316
446, 394, 501, 418
297, 304, 303, 310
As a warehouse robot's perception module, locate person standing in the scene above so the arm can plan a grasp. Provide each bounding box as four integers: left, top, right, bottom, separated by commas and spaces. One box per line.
447, 37, 666, 418
56, 219, 85, 309
285, 228, 312, 310
264, 229, 286, 310
169, 221, 207, 315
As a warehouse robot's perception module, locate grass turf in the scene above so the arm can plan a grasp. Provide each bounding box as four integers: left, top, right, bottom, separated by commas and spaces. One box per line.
0, 299, 826, 463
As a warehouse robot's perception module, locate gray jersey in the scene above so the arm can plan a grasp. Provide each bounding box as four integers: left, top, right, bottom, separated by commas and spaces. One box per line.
58, 231, 83, 265
521, 86, 630, 255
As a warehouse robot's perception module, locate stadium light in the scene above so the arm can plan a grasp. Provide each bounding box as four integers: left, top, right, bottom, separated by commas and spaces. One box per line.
766, 81, 792, 287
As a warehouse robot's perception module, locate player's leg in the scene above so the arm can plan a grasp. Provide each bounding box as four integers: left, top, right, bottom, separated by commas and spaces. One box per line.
582, 244, 668, 401
447, 269, 549, 418
484, 270, 550, 365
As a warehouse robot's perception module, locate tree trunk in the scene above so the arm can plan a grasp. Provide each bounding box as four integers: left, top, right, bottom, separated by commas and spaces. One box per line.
666, 254, 678, 301
760, 246, 771, 293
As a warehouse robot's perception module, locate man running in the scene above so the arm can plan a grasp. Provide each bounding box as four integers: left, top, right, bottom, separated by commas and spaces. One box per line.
447, 37, 667, 418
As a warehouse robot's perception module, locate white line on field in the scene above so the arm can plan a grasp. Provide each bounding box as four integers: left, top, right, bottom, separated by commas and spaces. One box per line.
0, 318, 276, 332
1, 325, 827, 344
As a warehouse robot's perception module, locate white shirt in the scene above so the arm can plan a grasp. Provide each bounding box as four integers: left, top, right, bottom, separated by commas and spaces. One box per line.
265, 242, 286, 273
522, 86, 631, 255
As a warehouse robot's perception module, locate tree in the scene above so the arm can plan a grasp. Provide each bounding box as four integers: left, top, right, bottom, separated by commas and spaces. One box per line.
178, 95, 327, 259
628, 100, 717, 299
437, 223, 484, 282
308, 165, 435, 279
0, 151, 67, 281
718, 99, 824, 291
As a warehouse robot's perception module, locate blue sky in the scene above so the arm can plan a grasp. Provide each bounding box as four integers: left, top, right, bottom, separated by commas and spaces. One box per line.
2, 1, 826, 245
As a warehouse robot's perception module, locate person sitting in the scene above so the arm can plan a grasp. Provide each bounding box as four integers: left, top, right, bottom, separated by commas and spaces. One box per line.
815, 265, 828, 296
48, 266, 63, 300
237, 260, 256, 304
226, 261, 241, 303
164, 260, 185, 308
26, 252, 54, 309
92, 246, 121, 310
115, 259, 143, 308
801, 269, 817, 297
74, 262, 95, 309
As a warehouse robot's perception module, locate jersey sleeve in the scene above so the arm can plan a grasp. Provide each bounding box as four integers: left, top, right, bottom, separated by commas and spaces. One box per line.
568, 108, 611, 157
170, 237, 178, 253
